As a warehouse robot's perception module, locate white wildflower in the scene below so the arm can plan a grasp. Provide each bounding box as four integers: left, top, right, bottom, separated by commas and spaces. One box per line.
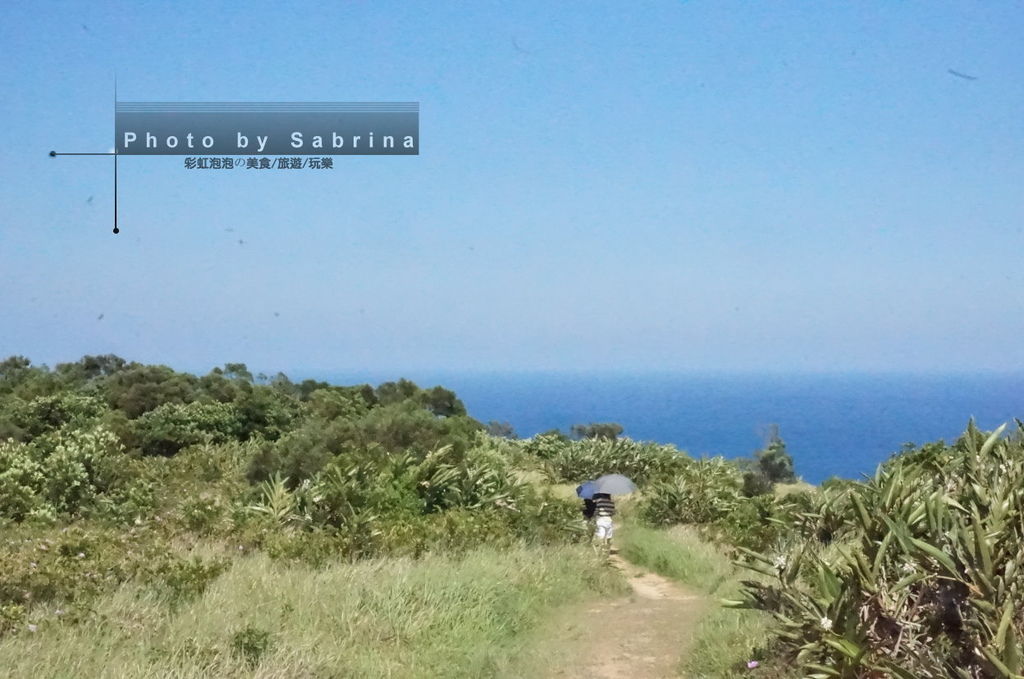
27, 624, 38, 633
773, 555, 788, 570
902, 562, 915, 574
820, 617, 833, 631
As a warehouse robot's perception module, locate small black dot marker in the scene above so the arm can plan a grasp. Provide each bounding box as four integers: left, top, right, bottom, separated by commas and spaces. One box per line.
49, 151, 57, 157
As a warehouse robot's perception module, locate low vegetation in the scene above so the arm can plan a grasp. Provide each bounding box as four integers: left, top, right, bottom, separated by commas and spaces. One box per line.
0, 544, 621, 677
0, 354, 679, 676
620, 416, 1024, 678
6, 354, 1016, 678
730, 421, 1024, 678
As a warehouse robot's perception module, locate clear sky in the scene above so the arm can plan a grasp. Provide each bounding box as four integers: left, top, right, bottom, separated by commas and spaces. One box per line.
1, 2, 1022, 375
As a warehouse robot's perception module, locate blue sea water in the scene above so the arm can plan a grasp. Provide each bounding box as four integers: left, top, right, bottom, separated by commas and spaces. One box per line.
317, 372, 1024, 484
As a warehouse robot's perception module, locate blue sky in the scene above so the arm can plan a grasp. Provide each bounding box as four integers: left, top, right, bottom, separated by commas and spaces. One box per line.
1, 1, 1022, 375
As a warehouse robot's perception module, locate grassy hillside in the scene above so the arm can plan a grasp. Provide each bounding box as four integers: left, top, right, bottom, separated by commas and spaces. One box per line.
0, 544, 622, 678
9, 354, 1015, 677
0, 355, 698, 676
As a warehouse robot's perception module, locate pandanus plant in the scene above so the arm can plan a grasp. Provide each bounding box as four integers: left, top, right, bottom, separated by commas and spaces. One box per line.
731, 421, 1024, 679
538, 436, 687, 485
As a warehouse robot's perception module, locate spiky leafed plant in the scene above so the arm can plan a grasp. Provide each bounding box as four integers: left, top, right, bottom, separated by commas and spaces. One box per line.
247, 473, 300, 525
413, 444, 522, 513
730, 421, 1024, 679
639, 455, 743, 525
536, 436, 688, 485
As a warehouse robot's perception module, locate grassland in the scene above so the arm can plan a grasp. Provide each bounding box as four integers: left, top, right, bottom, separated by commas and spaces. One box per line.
0, 543, 624, 679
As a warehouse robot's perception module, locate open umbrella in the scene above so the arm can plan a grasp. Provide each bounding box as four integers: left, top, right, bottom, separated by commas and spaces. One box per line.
576, 474, 636, 498
575, 480, 598, 499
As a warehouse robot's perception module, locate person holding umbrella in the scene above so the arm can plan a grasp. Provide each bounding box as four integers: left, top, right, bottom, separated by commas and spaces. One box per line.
592, 492, 616, 548
576, 474, 637, 552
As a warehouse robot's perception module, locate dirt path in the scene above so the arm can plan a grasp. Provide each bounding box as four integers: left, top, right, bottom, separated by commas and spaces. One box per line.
528, 552, 707, 679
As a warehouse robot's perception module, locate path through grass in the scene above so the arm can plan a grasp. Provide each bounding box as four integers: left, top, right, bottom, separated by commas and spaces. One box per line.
512, 549, 706, 679
618, 522, 774, 678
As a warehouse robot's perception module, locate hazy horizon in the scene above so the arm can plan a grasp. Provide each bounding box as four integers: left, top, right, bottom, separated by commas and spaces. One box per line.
7, 354, 1024, 382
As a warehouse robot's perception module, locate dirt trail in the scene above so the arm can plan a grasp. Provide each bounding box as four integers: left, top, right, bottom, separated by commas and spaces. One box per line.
533, 552, 707, 679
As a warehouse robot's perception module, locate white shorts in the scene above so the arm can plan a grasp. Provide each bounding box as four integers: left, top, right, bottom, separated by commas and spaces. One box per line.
594, 516, 614, 540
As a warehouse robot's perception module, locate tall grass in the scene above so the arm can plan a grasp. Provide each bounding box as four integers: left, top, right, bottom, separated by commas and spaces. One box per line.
619, 523, 731, 594
617, 521, 774, 678
0, 543, 623, 678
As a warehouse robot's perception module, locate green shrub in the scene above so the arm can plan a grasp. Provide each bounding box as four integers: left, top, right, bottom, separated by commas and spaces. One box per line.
0, 425, 126, 520
245, 421, 335, 484
304, 452, 418, 527
134, 401, 242, 456
41, 426, 122, 513
231, 386, 303, 441
354, 401, 481, 453
306, 387, 370, 421
733, 421, 1024, 678
638, 456, 742, 525
0, 439, 45, 520
0, 604, 26, 637
149, 555, 230, 606
0, 393, 108, 442
533, 436, 689, 485
247, 473, 302, 526
0, 522, 177, 611
741, 469, 775, 497
521, 432, 568, 460
230, 624, 272, 667
412, 444, 522, 513
261, 528, 350, 566
709, 495, 792, 553
180, 494, 228, 535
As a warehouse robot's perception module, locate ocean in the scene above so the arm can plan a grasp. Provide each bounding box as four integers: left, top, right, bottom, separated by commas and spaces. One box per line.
317, 372, 1024, 484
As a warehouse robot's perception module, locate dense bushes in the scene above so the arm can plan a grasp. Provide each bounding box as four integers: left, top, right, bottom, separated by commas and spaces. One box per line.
525, 434, 689, 485
639, 456, 743, 526
134, 402, 243, 456
733, 421, 1024, 678
0, 425, 126, 521
521, 424, 805, 557
242, 440, 569, 560
0, 355, 598, 642
244, 403, 483, 486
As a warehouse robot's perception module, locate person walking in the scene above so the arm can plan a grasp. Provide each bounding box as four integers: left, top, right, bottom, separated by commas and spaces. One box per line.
592, 492, 616, 552
581, 496, 596, 520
